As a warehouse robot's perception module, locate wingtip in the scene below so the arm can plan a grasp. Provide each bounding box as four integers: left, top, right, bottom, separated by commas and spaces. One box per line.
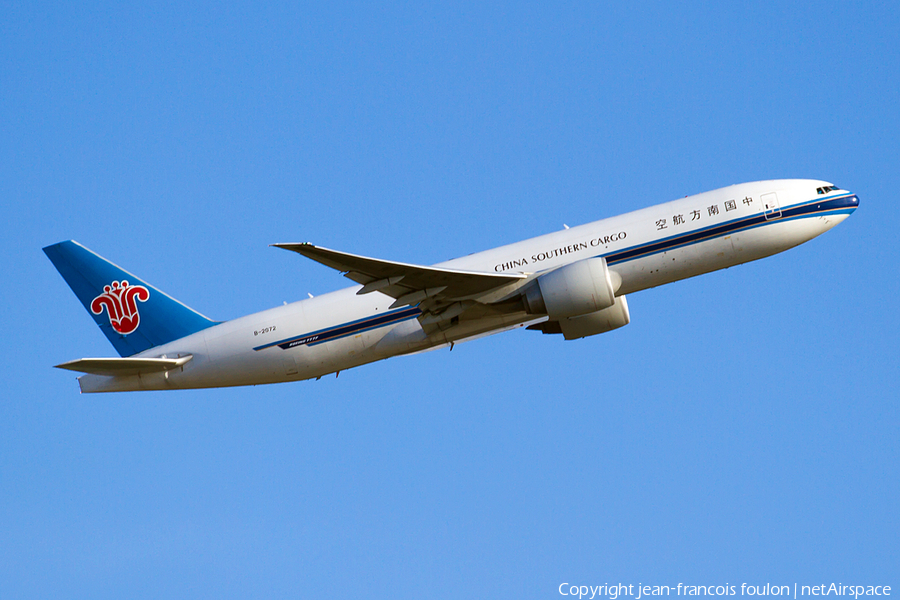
54, 360, 82, 372
271, 242, 313, 250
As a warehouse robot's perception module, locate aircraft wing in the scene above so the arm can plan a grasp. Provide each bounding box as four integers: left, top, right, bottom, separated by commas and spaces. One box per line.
55, 355, 193, 377
272, 243, 526, 307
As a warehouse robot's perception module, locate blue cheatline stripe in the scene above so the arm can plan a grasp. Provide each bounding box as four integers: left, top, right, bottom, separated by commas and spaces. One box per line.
256, 194, 857, 351
253, 306, 421, 351
605, 194, 858, 266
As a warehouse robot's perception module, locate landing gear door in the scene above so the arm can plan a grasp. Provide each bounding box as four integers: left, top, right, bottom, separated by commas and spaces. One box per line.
762, 192, 782, 220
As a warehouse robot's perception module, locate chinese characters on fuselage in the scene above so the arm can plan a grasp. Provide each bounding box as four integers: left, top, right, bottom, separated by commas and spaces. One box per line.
656, 196, 753, 231
493, 196, 758, 271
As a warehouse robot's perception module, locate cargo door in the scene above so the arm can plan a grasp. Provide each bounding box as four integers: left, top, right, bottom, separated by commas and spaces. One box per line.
762, 192, 782, 220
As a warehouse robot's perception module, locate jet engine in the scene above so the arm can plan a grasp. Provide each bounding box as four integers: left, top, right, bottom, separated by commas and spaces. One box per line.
524, 257, 630, 340
524, 257, 619, 318
554, 296, 630, 339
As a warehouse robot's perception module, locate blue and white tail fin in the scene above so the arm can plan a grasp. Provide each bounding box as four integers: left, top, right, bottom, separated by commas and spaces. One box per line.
44, 240, 218, 357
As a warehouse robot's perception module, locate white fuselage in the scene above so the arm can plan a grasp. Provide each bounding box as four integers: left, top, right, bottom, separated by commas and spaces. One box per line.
79, 179, 858, 392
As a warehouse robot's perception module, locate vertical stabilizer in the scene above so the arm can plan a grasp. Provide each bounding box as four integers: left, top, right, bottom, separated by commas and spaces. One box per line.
44, 241, 217, 357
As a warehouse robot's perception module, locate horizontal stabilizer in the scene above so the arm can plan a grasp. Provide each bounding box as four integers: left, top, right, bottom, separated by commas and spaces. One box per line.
272, 243, 525, 305
55, 355, 193, 377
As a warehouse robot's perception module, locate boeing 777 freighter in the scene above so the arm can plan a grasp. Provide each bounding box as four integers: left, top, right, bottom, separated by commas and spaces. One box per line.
45, 179, 858, 392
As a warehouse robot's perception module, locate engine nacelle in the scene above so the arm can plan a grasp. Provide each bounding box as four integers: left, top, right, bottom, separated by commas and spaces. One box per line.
525, 257, 620, 319
558, 295, 630, 340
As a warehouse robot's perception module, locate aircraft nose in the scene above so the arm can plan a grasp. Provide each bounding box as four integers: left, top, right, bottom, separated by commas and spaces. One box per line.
830, 191, 859, 213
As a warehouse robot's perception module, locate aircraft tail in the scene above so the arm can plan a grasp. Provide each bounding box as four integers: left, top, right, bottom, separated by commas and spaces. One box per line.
44, 240, 218, 357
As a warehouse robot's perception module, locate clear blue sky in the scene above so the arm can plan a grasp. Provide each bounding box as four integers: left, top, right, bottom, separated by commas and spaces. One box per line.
1, 1, 897, 597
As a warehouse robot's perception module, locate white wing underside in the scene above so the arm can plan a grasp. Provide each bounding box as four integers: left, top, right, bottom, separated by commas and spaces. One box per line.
272, 243, 528, 307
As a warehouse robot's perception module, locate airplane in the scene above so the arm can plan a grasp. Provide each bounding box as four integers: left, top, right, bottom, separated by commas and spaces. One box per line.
45, 179, 858, 393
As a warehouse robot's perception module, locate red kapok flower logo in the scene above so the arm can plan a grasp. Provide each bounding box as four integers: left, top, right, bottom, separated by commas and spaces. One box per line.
90, 280, 150, 335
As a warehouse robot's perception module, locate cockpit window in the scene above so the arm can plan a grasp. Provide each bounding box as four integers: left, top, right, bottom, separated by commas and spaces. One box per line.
816, 185, 842, 195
